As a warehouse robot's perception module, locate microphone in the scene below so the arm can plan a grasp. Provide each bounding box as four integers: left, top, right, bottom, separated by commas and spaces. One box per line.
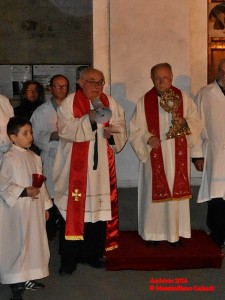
92, 97, 112, 124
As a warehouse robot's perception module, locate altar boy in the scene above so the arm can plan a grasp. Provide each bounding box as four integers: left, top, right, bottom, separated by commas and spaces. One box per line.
0, 117, 52, 300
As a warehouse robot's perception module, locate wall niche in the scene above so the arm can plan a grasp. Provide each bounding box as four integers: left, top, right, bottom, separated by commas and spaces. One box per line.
208, 0, 225, 82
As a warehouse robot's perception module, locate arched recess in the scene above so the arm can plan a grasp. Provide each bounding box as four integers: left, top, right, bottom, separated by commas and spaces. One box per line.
208, 0, 225, 83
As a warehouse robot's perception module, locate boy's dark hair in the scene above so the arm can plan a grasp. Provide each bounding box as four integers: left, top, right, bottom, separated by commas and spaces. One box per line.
7, 116, 32, 136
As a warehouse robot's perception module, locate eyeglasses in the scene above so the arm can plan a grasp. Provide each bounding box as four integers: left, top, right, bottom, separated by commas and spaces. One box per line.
154, 76, 171, 83
53, 84, 68, 90
85, 79, 105, 87
27, 89, 38, 93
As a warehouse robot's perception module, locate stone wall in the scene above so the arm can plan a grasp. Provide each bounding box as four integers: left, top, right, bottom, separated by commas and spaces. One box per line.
0, 0, 93, 64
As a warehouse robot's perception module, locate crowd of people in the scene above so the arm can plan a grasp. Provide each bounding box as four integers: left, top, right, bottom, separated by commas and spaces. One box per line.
0, 62, 225, 299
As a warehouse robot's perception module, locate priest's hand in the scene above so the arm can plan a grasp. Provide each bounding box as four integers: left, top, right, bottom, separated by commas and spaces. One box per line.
27, 186, 40, 199
147, 136, 161, 149
193, 158, 204, 172
103, 126, 113, 139
172, 115, 187, 129
89, 109, 96, 123
50, 131, 59, 141
45, 210, 50, 221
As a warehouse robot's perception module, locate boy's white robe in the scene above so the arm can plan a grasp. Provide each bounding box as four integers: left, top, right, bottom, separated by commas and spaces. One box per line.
194, 81, 225, 202
0, 145, 52, 284
130, 92, 203, 242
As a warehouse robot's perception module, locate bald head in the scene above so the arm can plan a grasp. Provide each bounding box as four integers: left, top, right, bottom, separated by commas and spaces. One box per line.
79, 68, 105, 82
151, 63, 173, 94
78, 67, 105, 100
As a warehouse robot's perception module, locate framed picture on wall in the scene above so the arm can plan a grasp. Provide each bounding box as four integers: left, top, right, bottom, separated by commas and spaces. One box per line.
208, 2, 225, 37
208, 48, 225, 82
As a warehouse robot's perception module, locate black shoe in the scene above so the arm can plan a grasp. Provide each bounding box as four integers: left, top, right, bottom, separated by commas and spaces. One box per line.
24, 280, 45, 290
220, 242, 225, 249
146, 241, 160, 247
169, 240, 182, 247
89, 259, 105, 269
59, 267, 75, 276
10, 283, 24, 300
209, 233, 225, 248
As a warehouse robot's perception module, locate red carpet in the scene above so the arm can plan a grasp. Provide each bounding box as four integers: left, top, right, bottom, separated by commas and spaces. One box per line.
105, 230, 223, 271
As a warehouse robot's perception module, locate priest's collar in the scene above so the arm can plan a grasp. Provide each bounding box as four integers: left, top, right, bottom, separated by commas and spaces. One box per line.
216, 80, 225, 95
51, 97, 58, 111
13, 144, 28, 152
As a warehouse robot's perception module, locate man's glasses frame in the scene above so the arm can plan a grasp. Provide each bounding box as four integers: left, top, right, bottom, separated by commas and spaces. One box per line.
53, 84, 69, 90
85, 79, 105, 87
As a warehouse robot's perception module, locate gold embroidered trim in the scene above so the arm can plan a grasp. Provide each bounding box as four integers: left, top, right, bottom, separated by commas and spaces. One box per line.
105, 245, 119, 252
65, 235, 84, 241
152, 194, 192, 203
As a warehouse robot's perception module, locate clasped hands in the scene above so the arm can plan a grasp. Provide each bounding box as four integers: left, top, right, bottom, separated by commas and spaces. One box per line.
27, 187, 49, 220
171, 114, 187, 130
147, 116, 187, 149
50, 131, 59, 141
192, 159, 204, 172
27, 186, 40, 199
147, 136, 161, 149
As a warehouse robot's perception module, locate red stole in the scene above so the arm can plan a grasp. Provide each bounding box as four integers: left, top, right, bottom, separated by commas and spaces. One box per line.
144, 86, 192, 202
65, 89, 119, 251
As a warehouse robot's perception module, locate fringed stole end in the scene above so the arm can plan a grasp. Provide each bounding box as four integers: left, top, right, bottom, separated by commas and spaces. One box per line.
65, 235, 84, 241
152, 194, 192, 203
105, 244, 119, 252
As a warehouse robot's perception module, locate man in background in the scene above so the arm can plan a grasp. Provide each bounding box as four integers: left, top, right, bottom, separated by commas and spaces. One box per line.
193, 58, 225, 248
31, 74, 69, 240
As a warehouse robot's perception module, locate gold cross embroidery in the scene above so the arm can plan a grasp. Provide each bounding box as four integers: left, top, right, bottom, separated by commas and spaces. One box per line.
72, 189, 82, 201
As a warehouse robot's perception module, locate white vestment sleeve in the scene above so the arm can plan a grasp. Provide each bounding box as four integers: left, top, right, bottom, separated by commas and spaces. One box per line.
129, 96, 152, 163
31, 113, 52, 151
0, 95, 14, 155
107, 96, 127, 153
0, 157, 24, 207
190, 90, 206, 158
57, 93, 95, 143
182, 93, 203, 148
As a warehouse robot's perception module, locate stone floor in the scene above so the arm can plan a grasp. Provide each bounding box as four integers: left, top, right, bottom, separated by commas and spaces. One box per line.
1, 187, 224, 300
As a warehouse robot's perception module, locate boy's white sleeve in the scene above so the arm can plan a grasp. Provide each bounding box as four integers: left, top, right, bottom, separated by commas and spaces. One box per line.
0, 157, 24, 207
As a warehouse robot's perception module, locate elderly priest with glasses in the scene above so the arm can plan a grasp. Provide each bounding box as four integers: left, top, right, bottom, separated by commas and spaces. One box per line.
53, 67, 127, 275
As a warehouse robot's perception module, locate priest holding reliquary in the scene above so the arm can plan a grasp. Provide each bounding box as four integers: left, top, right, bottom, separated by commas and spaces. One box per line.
129, 63, 203, 247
